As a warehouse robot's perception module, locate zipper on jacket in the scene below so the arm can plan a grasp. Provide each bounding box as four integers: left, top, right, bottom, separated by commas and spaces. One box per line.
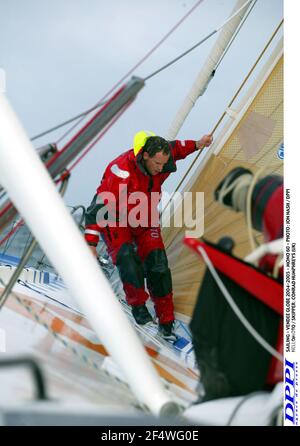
148, 176, 153, 192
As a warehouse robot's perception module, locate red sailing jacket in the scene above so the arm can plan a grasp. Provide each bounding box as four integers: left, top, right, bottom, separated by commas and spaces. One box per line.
85, 139, 197, 246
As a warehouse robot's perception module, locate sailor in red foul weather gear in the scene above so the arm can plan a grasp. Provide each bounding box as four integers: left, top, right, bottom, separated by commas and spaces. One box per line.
85, 130, 213, 339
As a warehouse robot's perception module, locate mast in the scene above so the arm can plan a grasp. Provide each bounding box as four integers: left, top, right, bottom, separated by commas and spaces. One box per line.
166, 0, 254, 140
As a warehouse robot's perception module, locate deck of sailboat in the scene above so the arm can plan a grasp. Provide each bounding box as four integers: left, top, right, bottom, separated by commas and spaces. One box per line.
0, 252, 199, 419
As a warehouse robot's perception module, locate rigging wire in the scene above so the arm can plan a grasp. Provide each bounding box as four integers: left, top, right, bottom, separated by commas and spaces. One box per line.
40, 0, 205, 146
161, 18, 283, 216
57, 100, 134, 180
0, 219, 24, 248
35, 204, 86, 271
29, 0, 253, 151
1, 219, 17, 255
30, 100, 108, 142
28, 0, 255, 156
144, 30, 217, 81
214, 0, 258, 73
144, 0, 254, 81
0, 178, 70, 310
210, 25, 283, 137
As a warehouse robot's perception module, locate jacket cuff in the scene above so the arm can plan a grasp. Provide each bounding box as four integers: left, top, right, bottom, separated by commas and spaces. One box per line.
84, 226, 100, 246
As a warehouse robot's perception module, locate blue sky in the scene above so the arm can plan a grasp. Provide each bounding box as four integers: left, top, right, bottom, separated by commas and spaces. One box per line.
0, 0, 283, 207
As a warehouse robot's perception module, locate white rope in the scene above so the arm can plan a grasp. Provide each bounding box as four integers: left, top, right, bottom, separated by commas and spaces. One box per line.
244, 238, 283, 264
217, 173, 252, 211
197, 245, 283, 363
273, 253, 284, 279
216, 168, 266, 252
216, 0, 254, 32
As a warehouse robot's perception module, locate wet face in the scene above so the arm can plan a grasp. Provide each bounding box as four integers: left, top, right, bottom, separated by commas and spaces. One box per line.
142, 151, 170, 176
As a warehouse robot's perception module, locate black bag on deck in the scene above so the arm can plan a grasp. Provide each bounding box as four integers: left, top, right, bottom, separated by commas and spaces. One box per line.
190, 258, 281, 402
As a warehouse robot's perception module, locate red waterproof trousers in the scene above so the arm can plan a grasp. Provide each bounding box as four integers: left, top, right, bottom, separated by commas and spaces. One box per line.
101, 225, 174, 324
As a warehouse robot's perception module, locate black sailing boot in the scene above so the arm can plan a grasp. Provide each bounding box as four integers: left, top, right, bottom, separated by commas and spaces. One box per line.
131, 304, 153, 325
158, 321, 177, 341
